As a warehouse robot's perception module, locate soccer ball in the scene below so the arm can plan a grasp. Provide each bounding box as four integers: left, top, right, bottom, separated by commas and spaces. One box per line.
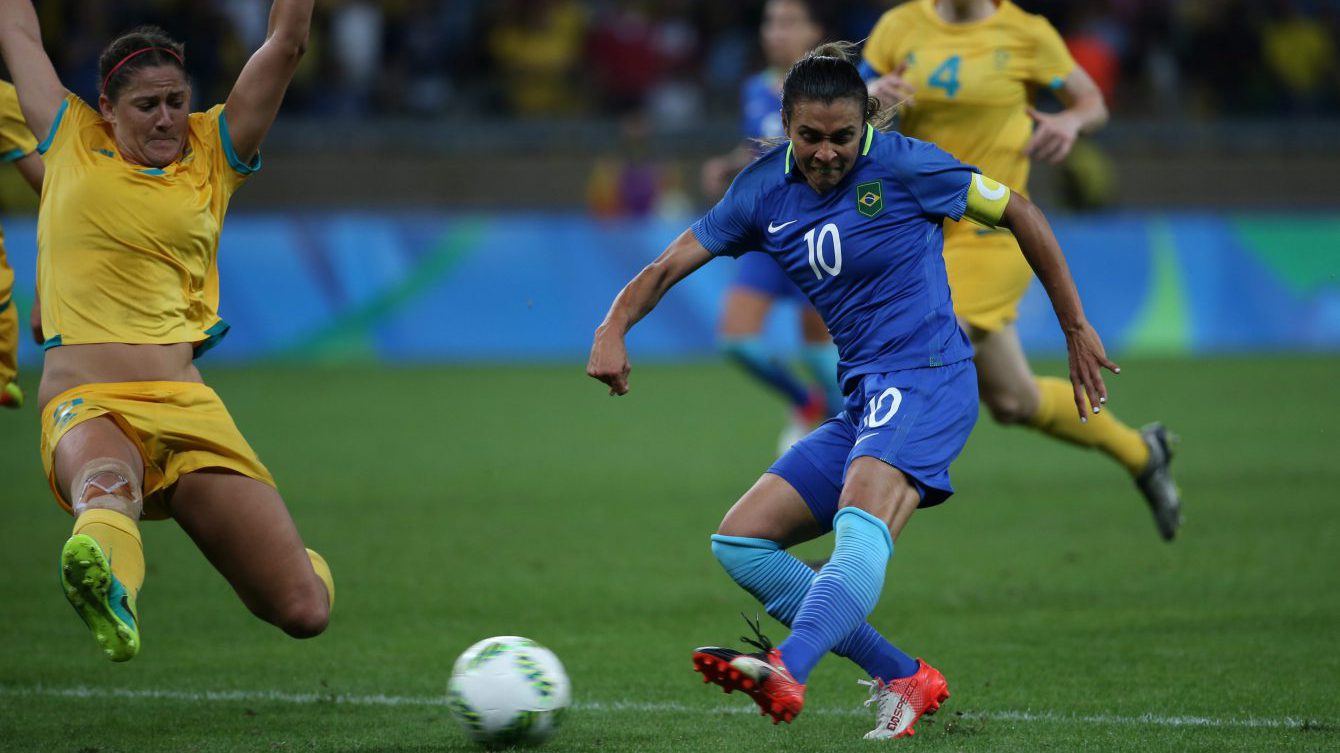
447, 636, 571, 749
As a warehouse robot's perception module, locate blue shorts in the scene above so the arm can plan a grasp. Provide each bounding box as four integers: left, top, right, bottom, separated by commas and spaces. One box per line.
732, 251, 806, 301
768, 359, 979, 531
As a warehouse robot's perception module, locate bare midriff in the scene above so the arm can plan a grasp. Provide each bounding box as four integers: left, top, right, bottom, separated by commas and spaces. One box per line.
39, 342, 203, 409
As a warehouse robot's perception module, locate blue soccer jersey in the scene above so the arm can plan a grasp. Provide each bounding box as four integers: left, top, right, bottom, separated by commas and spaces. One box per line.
692, 125, 976, 388
740, 71, 784, 140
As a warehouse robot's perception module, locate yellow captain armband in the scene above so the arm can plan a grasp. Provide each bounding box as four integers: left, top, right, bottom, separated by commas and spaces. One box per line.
963, 173, 1011, 227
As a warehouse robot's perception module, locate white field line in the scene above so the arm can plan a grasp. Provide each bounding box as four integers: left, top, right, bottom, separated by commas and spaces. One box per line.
0, 684, 1329, 731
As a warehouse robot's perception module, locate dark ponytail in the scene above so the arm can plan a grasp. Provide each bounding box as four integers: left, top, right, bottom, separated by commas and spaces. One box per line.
99, 26, 187, 101
781, 41, 885, 127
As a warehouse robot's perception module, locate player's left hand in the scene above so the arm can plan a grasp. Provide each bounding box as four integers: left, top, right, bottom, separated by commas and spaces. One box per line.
1063, 320, 1120, 421
1024, 107, 1082, 165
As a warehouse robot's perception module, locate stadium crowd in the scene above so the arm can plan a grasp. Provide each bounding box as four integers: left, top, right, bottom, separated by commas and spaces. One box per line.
27, 0, 1340, 122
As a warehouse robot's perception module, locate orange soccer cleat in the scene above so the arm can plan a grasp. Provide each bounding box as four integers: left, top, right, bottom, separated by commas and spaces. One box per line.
859, 659, 950, 739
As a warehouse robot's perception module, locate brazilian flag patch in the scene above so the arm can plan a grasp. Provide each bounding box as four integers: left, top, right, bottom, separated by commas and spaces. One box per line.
856, 180, 884, 218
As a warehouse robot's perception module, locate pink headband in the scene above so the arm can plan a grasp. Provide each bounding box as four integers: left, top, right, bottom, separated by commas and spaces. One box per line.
102, 46, 185, 93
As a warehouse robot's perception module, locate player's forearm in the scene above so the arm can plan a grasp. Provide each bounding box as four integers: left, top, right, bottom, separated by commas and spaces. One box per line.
597, 264, 672, 338
1061, 87, 1108, 134
1000, 195, 1087, 331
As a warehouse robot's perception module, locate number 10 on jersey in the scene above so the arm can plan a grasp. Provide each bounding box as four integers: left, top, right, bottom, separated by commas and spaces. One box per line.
805, 223, 842, 280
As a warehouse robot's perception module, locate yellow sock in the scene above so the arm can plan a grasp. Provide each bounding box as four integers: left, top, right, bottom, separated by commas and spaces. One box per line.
72, 509, 145, 601
1028, 377, 1150, 476
307, 548, 335, 610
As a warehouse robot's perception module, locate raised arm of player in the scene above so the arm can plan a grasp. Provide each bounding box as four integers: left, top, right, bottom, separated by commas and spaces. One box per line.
0, 0, 68, 142
1025, 66, 1108, 165
223, 0, 314, 164
588, 230, 714, 396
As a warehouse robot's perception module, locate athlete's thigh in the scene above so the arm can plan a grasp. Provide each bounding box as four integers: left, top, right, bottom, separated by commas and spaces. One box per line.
53, 415, 145, 502
168, 470, 316, 612
838, 456, 921, 541
717, 472, 825, 548
720, 287, 774, 337
799, 305, 831, 344
966, 321, 1037, 403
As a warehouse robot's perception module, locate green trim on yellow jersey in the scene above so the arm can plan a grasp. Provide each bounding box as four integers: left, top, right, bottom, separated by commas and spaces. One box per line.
963, 173, 1011, 227
36, 98, 68, 155
193, 320, 232, 358
218, 111, 262, 175
1, 148, 25, 163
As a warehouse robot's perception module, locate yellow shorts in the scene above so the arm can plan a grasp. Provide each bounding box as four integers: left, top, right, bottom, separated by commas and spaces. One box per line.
0, 293, 16, 385
0, 248, 15, 384
40, 381, 275, 520
944, 224, 1035, 334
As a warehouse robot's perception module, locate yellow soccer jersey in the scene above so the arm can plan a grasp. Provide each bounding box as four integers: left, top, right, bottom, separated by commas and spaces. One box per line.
1, 79, 39, 302
36, 94, 259, 351
864, 0, 1075, 201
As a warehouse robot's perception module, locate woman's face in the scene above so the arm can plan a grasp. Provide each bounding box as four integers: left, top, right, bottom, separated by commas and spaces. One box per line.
100, 65, 190, 168
784, 97, 865, 193
761, 0, 823, 69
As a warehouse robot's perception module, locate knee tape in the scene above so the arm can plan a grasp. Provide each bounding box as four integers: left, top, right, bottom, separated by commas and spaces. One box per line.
71, 458, 142, 515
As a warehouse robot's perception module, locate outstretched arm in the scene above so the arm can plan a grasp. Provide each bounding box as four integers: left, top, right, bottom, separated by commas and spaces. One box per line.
0, 0, 67, 142
223, 0, 314, 163
587, 229, 714, 396
996, 190, 1118, 419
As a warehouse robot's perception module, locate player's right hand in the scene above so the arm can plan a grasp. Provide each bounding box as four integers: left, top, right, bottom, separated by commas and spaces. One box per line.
868, 62, 915, 109
587, 331, 631, 396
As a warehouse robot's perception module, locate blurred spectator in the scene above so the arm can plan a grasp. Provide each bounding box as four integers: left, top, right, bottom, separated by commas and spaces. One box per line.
20, 0, 1340, 121
587, 110, 688, 219
1261, 0, 1338, 113
486, 0, 589, 117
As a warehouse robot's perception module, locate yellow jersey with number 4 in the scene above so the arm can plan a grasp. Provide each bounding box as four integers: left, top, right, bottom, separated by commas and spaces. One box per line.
863, 0, 1074, 199
35, 94, 259, 353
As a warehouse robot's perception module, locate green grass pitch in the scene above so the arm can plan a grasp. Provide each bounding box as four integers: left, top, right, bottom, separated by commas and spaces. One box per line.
1, 356, 1337, 752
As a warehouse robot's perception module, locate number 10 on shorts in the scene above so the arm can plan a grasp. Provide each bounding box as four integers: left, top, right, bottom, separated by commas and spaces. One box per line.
865, 388, 903, 428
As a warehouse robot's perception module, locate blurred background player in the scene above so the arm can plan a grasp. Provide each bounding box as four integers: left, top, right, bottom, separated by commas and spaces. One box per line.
0, 0, 332, 661
590, 43, 1117, 739
862, 0, 1183, 540
701, 0, 844, 452
0, 79, 42, 410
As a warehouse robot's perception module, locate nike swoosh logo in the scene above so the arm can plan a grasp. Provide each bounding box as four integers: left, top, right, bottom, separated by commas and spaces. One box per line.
768, 220, 798, 233
853, 433, 879, 447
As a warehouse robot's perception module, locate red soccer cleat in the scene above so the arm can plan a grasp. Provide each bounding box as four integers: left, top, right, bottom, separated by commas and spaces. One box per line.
859, 659, 950, 739
692, 617, 805, 724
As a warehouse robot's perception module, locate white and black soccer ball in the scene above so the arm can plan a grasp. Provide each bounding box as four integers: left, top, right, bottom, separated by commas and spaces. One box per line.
447, 636, 571, 749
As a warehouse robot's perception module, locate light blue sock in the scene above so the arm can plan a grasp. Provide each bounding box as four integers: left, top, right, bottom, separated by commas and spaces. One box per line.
800, 343, 844, 416
720, 337, 810, 407
712, 527, 917, 681
777, 508, 893, 683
